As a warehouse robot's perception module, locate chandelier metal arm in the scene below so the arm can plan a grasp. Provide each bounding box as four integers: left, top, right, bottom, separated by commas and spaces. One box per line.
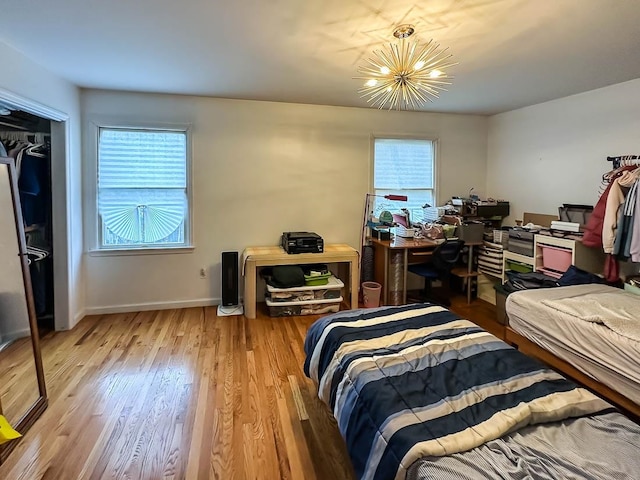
355, 26, 457, 110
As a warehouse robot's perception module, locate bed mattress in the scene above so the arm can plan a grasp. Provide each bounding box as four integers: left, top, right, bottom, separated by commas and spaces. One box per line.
506, 284, 640, 404
304, 304, 615, 480
407, 411, 640, 480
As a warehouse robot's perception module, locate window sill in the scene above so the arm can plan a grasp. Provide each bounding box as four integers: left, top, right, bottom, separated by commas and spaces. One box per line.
87, 246, 195, 257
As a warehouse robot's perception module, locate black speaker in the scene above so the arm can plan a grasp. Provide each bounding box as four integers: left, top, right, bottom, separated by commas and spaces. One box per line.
221, 251, 239, 306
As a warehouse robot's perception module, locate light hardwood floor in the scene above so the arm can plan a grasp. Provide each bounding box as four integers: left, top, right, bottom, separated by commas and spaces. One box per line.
0, 296, 497, 480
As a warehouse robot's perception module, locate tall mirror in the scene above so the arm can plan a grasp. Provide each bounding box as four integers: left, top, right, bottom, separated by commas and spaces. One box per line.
0, 156, 47, 462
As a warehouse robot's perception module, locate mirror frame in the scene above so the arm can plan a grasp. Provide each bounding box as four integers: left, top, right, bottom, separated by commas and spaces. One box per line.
0, 156, 48, 462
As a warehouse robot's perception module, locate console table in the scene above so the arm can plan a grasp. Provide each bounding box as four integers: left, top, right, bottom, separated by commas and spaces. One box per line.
242, 244, 359, 319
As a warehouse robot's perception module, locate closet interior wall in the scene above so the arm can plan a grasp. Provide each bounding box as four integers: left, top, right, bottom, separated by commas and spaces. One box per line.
0, 108, 54, 336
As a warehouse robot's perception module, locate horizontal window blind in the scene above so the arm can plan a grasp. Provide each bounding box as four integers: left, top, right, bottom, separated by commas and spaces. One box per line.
373, 138, 435, 221
98, 128, 188, 248
374, 139, 433, 189
99, 129, 186, 188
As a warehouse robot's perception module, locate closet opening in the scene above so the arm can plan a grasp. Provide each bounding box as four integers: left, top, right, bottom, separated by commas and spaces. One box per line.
1, 104, 56, 337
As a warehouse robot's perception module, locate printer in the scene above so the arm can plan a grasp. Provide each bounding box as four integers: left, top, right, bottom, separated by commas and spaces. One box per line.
281, 232, 324, 254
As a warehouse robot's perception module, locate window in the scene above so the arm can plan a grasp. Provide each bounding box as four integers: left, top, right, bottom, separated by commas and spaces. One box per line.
373, 138, 435, 222
97, 127, 190, 249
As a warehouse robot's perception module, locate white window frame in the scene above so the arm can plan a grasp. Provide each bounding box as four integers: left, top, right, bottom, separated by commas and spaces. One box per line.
370, 135, 439, 222
86, 120, 194, 255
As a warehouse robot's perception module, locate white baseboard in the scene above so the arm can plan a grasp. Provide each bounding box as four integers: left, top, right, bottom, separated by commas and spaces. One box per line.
71, 309, 86, 329
84, 297, 229, 316
0, 328, 31, 346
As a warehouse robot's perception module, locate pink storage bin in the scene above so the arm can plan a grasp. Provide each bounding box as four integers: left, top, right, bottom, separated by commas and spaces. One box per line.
540, 245, 572, 273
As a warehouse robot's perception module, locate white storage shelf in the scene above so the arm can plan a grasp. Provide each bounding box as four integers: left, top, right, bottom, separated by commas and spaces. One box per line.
501, 250, 535, 283
533, 234, 605, 277
501, 235, 605, 283
265, 275, 345, 317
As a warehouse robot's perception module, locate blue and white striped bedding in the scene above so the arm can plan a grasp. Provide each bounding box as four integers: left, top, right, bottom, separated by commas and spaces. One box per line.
303, 304, 612, 480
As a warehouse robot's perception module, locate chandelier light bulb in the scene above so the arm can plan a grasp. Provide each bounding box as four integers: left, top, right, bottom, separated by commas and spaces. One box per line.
355, 25, 458, 110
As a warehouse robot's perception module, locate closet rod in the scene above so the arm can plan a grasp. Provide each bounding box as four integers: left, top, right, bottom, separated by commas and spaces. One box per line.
607, 155, 640, 169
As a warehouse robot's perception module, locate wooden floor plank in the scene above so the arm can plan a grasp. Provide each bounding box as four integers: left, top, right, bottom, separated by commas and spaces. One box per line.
0, 295, 497, 479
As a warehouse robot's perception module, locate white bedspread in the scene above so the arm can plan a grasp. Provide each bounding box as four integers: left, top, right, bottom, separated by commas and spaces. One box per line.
506, 284, 640, 404
541, 291, 640, 341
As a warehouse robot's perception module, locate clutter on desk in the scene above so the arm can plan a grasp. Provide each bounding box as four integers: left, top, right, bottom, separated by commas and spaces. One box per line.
393, 208, 412, 227
371, 227, 392, 241
366, 193, 510, 244
443, 195, 510, 220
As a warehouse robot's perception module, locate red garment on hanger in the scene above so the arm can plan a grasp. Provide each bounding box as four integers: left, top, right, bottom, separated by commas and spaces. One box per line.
583, 166, 636, 248
603, 254, 620, 283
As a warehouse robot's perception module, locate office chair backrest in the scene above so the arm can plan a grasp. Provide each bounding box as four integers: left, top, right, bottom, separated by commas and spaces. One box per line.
432, 239, 465, 272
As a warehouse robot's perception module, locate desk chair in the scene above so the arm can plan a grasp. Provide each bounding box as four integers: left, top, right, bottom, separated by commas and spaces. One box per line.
408, 239, 465, 306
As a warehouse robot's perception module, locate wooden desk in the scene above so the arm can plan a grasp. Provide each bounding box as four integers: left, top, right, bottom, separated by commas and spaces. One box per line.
370, 238, 482, 305
242, 244, 359, 319
370, 237, 438, 305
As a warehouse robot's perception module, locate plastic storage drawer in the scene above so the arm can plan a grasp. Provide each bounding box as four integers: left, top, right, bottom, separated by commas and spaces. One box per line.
266, 275, 344, 302
508, 230, 536, 256
540, 245, 572, 273
265, 297, 343, 317
504, 260, 533, 274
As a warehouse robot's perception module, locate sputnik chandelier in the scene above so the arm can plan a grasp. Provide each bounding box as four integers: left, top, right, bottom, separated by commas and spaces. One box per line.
356, 24, 457, 110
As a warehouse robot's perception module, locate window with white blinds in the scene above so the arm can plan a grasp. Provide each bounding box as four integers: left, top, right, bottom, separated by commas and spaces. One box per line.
373, 138, 435, 222
97, 128, 189, 249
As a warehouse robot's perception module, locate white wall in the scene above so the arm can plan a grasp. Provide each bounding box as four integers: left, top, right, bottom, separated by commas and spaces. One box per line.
82, 90, 488, 312
0, 41, 83, 329
487, 79, 640, 222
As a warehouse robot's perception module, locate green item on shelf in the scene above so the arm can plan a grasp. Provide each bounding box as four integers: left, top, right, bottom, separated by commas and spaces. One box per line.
304, 272, 331, 286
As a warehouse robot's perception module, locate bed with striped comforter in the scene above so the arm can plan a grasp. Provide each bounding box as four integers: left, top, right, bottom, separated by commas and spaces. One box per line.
303, 304, 612, 480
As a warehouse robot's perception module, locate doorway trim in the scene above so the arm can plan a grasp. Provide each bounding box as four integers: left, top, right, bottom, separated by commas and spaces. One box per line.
0, 87, 73, 331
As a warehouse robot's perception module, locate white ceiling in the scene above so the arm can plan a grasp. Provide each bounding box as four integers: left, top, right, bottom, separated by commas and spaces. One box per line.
2, 0, 640, 115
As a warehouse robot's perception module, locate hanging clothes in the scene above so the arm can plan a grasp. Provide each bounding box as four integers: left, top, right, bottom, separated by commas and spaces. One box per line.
632, 184, 640, 262
612, 179, 638, 260
583, 165, 637, 248
18, 143, 49, 226
602, 168, 640, 254
1, 134, 52, 318
584, 163, 639, 283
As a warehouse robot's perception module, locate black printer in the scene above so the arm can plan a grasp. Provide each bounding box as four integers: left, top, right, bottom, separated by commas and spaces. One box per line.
281, 232, 324, 254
